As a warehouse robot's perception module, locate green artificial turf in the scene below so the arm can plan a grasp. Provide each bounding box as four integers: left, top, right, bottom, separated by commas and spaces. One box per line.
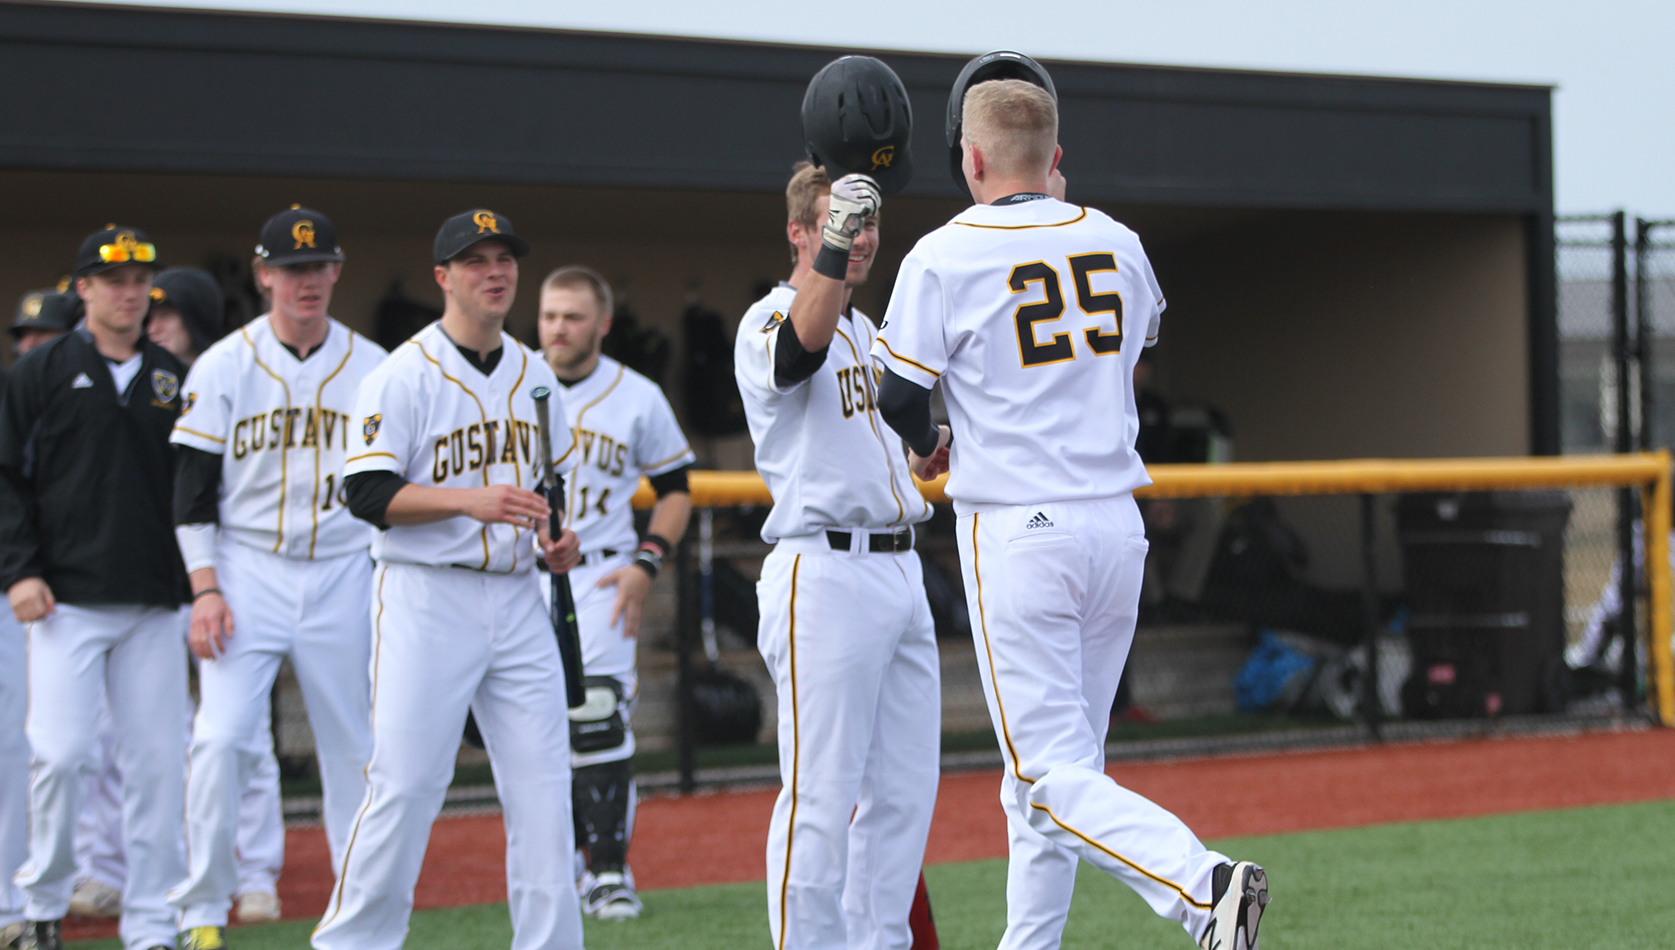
73, 799, 1675, 949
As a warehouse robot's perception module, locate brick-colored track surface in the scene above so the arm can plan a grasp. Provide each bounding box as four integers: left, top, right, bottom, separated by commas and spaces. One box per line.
61, 727, 1675, 940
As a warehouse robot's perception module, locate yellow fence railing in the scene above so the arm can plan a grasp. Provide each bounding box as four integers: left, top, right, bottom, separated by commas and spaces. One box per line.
630, 453, 1674, 726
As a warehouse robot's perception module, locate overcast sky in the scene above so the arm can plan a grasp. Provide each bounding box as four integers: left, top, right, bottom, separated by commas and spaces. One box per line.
103, 0, 1675, 218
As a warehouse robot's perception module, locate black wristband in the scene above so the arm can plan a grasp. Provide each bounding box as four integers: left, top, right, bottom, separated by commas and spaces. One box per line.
812, 243, 851, 281
632, 551, 662, 580
193, 588, 223, 601
641, 534, 673, 559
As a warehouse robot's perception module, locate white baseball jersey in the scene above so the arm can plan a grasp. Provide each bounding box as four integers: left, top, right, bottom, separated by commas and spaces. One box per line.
344, 321, 574, 572
872, 197, 1164, 513
172, 316, 388, 559
557, 355, 694, 554
735, 283, 932, 542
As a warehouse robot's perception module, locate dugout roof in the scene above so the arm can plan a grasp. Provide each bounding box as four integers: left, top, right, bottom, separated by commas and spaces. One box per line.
0, 0, 1559, 453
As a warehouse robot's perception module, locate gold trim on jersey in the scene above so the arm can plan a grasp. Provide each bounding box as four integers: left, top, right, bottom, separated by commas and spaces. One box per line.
173, 425, 226, 444
309, 332, 357, 559
416, 339, 494, 571
1028, 802, 1209, 910
776, 553, 803, 950
242, 325, 293, 554
875, 338, 942, 379
642, 447, 696, 475
504, 348, 530, 571
972, 513, 1032, 784
562, 362, 625, 529
317, 563, 386, 936
346, 451, 398, 464
834, 326, 910, 526
953, 207, 1089, 230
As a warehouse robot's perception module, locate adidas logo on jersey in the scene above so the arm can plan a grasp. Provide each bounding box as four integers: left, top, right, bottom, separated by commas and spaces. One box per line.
72, 372, 94, 389
1025, 512, 1054, 529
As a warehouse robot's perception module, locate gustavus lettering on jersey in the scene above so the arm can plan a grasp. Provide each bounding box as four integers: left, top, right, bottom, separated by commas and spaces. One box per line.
576, 428, 629, 477
232, 407, 351, 460
431, 418, 538, 483
835, 365, 881, 419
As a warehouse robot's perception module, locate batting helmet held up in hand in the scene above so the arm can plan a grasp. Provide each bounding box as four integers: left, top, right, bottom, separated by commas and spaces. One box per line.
802, 55, 914, 197
946, 51, 1058, 198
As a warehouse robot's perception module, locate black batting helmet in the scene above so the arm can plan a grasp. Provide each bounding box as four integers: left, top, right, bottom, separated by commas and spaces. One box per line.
945, 51, 1058, 198
801, 56, 914, 197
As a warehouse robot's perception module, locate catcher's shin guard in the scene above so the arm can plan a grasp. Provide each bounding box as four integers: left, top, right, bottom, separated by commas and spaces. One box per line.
573, 757, 635, 872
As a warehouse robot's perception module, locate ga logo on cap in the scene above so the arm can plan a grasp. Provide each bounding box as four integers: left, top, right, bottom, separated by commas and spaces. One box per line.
473, 211, 500, 234
23, 296, 41, 318
292, 220, 316, 249
363, 414, 382, 445
150, 287, 166, 302
870, 145, 895, 170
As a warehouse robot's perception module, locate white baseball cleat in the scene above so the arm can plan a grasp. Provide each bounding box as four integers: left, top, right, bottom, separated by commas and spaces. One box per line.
67, 880, 121, 918
583, 871, 642, 921
0, 921, 27, 949
1198, 861, 1268, 950
235, 890, 282, 923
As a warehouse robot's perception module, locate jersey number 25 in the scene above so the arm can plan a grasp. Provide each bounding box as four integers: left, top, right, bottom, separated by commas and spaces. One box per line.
1008, 252, 1123, 368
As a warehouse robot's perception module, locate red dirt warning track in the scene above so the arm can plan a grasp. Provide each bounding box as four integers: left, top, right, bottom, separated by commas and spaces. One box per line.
61, 728, 1675, 940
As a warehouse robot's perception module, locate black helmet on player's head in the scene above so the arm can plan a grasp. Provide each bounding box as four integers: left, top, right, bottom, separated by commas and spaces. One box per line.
945, 50, 1058, 199
801, 55, 914, 197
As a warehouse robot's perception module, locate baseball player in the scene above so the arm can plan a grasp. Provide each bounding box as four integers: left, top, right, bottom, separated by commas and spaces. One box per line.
166, 208, 386, 950
735, 55, 941, 950
0, 360, 25, 950
68, 265, 289, 928
536, 264, 695, 920
313, 209, 584, 950
10, 290, 73, 359
872, 72, 1270, 950
0, 226, 191, 950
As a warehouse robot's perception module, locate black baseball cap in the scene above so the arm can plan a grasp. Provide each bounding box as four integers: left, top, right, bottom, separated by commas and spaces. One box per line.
11, 289, 77, 337
434, 209, 531, 264
151, 268, 226, 353
256, 205, 344, 267
73, 225, 164, 278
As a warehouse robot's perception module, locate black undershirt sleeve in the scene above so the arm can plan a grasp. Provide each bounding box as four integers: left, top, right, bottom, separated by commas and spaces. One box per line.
173, 446, 224, 525
344, 470, 409, 530
774, 322, 829, 389
876, 370, 941, 457
648, 465, 690, 498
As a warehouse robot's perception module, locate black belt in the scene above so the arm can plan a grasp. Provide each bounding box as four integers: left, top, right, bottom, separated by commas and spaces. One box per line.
825, 528, 913, 554
577, 548, 619, 567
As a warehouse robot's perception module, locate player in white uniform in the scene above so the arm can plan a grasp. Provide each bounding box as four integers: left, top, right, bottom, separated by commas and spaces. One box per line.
535, 265, 695, 920
872, 76, 1270, 950
165, 209, 386, 950
0, 365, 24, 950
735, 160, 940, 950
312, 210, 584, 950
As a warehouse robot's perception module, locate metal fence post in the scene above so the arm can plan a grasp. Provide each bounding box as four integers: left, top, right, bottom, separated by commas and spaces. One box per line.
675, 533, 697, 793
1361, 493, 1382, 741
1612, 211, 1642, 702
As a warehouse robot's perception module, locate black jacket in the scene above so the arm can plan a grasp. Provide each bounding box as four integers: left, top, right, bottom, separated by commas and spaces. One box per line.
0, 329, 189, 606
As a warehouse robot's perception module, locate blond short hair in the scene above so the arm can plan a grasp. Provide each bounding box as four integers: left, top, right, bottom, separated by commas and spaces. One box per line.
961, 79, 1058, 180
785, 161, 831, 264
540, 265, 613, 320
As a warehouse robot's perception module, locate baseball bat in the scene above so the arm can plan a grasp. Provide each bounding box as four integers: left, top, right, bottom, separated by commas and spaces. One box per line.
533, 387, 587, 709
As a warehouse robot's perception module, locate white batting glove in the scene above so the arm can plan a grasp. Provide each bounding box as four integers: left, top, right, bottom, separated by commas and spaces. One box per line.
822, 174, 882, 253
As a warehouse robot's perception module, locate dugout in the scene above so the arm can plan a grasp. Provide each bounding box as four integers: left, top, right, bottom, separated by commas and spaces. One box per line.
0, 1, 1557, 474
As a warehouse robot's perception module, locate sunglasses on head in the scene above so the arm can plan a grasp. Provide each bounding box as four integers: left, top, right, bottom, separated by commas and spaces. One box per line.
98, 241, 157, 264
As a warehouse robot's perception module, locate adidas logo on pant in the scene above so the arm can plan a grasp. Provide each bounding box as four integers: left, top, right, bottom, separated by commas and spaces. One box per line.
1025, 512, 1053, 529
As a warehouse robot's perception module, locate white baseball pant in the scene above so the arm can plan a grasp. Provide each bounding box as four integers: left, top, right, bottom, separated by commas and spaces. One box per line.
757, 538, 941, 950
172, 544, 373, 928
16, 603, 188, 950
76, 685, 285, 901
311, 562, 582, 950
0, 612, 27, 930
958, 495, 1229, 949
